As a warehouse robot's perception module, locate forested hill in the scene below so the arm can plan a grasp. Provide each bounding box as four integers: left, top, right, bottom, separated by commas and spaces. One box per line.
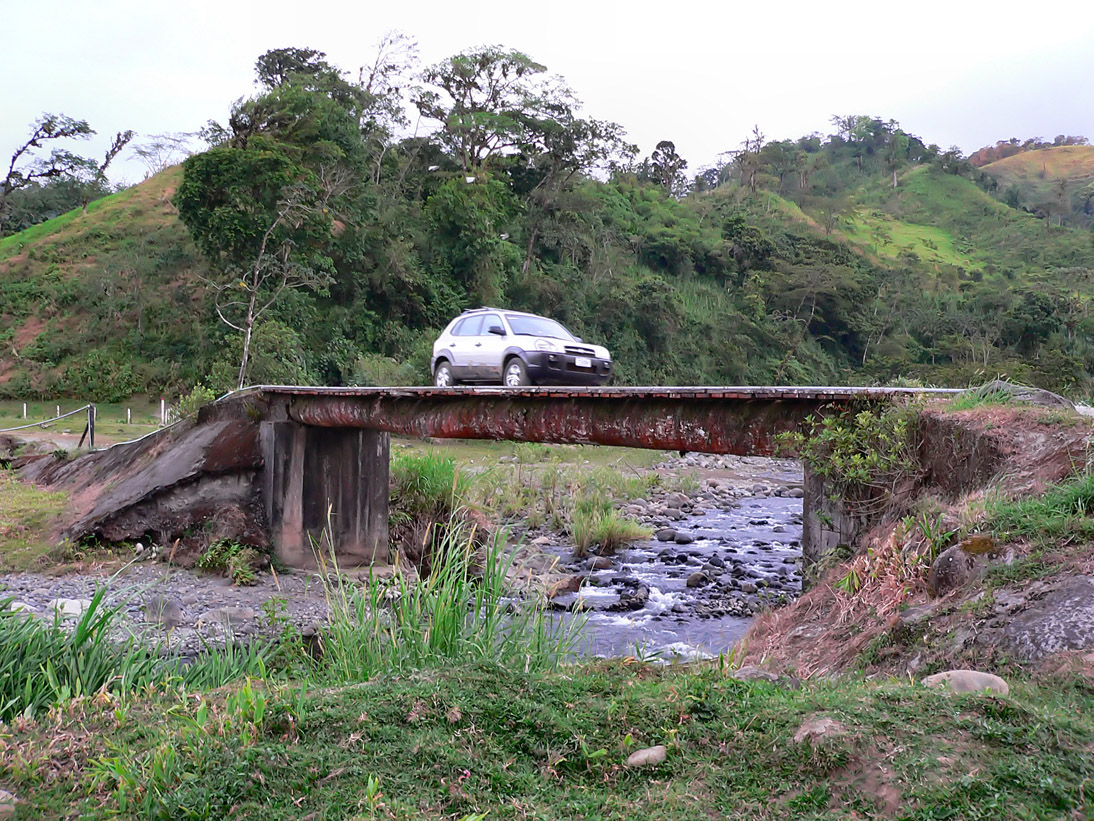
1, 47, 1093, 401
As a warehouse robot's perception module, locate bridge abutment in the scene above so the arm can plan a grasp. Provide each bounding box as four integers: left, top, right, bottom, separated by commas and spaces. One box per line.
261, 421, 390, 568
801, 466, 864, 585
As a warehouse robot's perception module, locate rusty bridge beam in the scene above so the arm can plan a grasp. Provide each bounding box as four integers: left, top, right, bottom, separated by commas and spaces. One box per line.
254, 386, 959, 456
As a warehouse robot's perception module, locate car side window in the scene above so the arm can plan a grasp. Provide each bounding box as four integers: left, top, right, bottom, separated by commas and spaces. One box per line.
453, 316, 482, 336
481, 314, 503, 334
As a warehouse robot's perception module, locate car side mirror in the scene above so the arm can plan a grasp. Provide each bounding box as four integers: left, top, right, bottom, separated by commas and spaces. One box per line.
574, 337, 583, 342
488, 325, 506, 336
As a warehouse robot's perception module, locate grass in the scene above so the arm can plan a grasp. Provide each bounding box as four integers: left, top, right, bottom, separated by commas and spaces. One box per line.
5, 659, 1092, 819
0, 467, 68, 570
0, 586, 274, 722
979, 471, 1094, 546
570, 496, 651, 557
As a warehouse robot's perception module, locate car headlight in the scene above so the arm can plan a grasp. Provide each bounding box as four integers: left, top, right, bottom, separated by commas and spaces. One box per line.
534, 339, 557, 352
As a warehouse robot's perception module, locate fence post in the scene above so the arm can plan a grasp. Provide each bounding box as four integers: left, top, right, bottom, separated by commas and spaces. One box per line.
160, 398, 166, 426
56, 405, 61, 419
88, 404, 96, 450
22, 403, 26, 419
127, 408, 131, 425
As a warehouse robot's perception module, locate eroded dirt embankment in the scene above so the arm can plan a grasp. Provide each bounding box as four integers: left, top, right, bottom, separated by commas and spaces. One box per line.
743, 402, 1094, 678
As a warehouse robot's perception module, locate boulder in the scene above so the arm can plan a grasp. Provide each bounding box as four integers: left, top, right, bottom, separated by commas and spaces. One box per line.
728, 665, 780, 683
655, 528, 677, 542
928, 540, 993, 598
547, 575, 586, 598
922, 669, 1009, 696
686, 571, 709, 588
1001, 576, 1094, 660
625, 745, 667, 768
615, 585, 650, 611
47, 598, 93, 619
586, 556, 613, 571
674, 532, 695, 545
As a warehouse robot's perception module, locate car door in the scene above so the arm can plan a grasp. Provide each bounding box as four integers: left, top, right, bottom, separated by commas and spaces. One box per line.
445, 316, 482, 379
472, 313, 508, 381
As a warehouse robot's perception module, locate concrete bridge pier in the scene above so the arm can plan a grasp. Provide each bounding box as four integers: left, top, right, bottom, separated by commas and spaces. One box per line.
260, 421, 390, 568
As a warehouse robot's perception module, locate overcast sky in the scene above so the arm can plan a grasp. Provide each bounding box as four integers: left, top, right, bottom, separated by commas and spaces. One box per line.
4, 0, 1094, 186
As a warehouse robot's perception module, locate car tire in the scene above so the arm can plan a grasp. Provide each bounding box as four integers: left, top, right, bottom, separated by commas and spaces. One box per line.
433, 360, 456, 387
503, 357, 531, 387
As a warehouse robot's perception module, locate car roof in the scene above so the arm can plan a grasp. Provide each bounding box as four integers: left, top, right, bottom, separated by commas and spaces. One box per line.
458, 307, 545, 319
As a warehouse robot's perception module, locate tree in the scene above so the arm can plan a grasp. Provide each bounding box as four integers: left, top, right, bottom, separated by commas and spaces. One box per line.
415, 46, 574, 172
132, 132, 197, 178
647, 140, 689, 197
1, 114, 96, 235
81, 130, 135, 213
177, 150, 343, 388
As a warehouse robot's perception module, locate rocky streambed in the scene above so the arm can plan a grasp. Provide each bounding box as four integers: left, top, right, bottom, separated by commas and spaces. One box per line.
1, 454, 804, 660
538, 454, 804, 659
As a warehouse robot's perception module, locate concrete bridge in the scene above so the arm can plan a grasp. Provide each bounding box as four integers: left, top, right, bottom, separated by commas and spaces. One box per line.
21, 385, 960, 569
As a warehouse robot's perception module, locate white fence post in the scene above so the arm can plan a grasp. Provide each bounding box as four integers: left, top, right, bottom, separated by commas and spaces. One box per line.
22, 403, 26, 419
127, 408, 131, 425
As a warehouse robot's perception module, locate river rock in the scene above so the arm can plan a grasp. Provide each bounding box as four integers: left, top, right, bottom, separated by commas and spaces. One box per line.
615, 585, 650, 611
655, 528, 677, 542
674, 532, 695, 545
625, 745, 667, 768
531, 536, 551, 545
5, 601, 35, 613
665, 492, 690, 509
707, 555, 725, 569
686, 571, 709, 588
787, 488, 804, 498
144, 594, 186, 629
199, 606, 256, 630
548, 575, 586, 597
751, 484, 767, 494
0, 789, 15, 819
922, 669, 1009, 696
586, 556, 613, 571
738, 580, 758, 593
47, 598, 93, 619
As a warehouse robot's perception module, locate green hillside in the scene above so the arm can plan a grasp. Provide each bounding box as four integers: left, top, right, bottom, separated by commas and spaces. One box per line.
981, 145, 1094, 227
2, 52, 1093, 399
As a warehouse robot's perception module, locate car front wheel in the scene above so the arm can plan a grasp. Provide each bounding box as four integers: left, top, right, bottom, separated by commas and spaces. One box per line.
503, 357, 531, 387
433, 361, 456, 387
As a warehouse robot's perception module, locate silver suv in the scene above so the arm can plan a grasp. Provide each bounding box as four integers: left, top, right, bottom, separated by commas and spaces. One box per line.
431, 308, 612, 387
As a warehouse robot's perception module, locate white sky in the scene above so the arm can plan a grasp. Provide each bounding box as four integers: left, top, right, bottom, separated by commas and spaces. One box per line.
3, 0, 1094, 187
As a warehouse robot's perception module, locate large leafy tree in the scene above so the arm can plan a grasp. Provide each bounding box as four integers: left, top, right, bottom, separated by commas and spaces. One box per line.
176, 49, 368, 388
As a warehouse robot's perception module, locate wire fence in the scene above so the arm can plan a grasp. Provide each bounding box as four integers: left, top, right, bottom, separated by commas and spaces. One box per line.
0, 404, 97, 450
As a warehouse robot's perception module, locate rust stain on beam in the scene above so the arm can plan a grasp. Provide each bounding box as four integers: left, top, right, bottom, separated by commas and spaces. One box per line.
285, 394, 830, 456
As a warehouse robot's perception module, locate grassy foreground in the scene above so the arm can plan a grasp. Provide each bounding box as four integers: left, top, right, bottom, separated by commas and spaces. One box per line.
5, 661, 1092, 819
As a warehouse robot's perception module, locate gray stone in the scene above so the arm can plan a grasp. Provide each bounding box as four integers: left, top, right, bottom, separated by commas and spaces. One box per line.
655, 528, 677, 542
674, 532, 695, 545
772, 525, 786, 533
787, 488, 804, 498
586, 556, 613, 571
664, 492, 690, 508
738, 581, 758, 594
686, 571, 709, 588
707, 555, 725, 569
922, 670, 1009, 696
144, 594, 186, 629
615, 585, 650, 611
728, 665, 780, 683
928, 544, 986, 598
200, 606, 256, 629
47, 598, 93, 619
625, 745, 667, 768
751, 484, 767, 494
1002, 576, 1094, 660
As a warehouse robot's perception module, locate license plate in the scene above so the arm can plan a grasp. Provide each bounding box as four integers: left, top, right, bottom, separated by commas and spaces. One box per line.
574, 356, 592, 368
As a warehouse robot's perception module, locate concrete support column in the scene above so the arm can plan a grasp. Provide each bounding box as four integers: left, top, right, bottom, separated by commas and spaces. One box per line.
801, 465, 861, 585
261, 421, 390, 568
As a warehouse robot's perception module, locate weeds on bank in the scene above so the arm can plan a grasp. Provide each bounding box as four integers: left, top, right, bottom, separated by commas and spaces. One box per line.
196, 540, 264, 585
0, 588, 274, 721
570, 496, 652, 557
313, 510, 581, 681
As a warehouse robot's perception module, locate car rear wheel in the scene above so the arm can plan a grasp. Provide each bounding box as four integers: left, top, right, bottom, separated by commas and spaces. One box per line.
433, 360, 456, 387
503, 357, 531, 387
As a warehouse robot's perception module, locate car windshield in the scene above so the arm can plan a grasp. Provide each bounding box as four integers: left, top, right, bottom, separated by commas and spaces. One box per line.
505, 314, 575, 341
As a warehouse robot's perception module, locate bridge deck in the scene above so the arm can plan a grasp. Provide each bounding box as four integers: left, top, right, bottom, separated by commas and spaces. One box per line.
242, 385, 962, 456
247, 385, 964, 401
